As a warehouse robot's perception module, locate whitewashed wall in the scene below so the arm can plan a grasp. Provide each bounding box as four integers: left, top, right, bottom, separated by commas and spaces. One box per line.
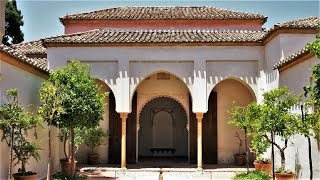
278, 56, 320, 179
0, 61, 60, 179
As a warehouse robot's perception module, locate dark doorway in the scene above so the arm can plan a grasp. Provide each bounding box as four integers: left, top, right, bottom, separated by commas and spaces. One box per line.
203, 91, 218, 164
138, 97, 188, 162
108, 92, 137, 164
189, 92, 218, 164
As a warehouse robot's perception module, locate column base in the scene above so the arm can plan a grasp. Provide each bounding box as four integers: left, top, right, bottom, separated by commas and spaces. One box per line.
197, 166, 203, 171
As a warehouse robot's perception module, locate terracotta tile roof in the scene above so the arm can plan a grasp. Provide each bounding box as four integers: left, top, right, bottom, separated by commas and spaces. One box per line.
0, 44, 49, 73
28, 57, 48, 67
11, 40, 47, 55
42, 29, 266, 44
273, 17, 319, 29
60, 6, 267, 22
273, 47, 313, 70
265, 17, 320, 36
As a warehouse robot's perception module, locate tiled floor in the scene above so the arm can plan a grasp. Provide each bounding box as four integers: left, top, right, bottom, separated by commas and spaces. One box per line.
77, 159, 254, 180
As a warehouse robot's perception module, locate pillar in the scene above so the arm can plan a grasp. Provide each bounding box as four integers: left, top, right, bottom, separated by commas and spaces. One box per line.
120, 113, 128, 169
196, 112, 203, 170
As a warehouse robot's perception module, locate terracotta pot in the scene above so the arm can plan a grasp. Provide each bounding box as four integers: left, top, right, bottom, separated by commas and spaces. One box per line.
60, 159, 78, 175
88, 153, 99, 165
13, 172, 37, 180
254, 162, 272, 175
275, 173, 295, 180
234, 154, 246, 166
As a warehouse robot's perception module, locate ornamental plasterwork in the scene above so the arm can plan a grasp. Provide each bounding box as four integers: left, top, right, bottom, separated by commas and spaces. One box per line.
136, 92, 189, 132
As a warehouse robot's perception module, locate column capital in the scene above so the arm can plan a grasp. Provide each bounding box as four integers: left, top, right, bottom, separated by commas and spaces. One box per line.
195, 112, 204, 120
120, 112, 129, 119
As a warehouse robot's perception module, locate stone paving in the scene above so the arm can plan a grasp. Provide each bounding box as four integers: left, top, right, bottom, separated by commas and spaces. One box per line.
78, 164, 254, 180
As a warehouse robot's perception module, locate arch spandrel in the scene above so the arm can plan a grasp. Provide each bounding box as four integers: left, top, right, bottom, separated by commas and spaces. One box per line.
207, 76, 257, 103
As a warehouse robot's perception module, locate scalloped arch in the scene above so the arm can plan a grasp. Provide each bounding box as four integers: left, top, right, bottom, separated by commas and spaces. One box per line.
137, 95, 189, 131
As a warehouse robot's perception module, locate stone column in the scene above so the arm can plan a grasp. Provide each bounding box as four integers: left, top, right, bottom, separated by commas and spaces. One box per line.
120, 113, 128, 169
196, 112, 203, 170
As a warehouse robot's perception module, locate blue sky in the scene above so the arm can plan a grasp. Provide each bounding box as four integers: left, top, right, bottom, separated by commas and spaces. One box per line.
16, 0, 320, 42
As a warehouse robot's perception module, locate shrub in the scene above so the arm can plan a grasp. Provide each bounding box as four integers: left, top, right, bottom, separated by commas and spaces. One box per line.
232, 171, 270, 180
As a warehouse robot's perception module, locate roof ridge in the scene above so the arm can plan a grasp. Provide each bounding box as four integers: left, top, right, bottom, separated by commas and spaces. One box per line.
60, 6, 267, 23
100, 28, 265, 33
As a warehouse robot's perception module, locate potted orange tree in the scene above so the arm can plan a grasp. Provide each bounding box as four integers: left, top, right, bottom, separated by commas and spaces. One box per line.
48, 60, 106, 176
82, 126, 109, 165
229, 102, 260, 172
0, 89, 41, 180
232, 132, 246, 166
253, 87, 300, 179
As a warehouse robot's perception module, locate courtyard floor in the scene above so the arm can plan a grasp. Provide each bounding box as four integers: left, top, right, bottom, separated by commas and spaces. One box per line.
77, 162, 254, 180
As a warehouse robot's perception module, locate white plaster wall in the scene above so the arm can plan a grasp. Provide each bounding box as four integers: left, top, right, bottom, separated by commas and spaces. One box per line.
264, 36, 281, 92
0, 61, 60, 179
47, 46, 263, 113
206, 60, 258, 101
279, 34, 316, 58
278, 56, 320, 179
263, 33, 316, 93
213, 79, 255, 164
280, 56, 318, 96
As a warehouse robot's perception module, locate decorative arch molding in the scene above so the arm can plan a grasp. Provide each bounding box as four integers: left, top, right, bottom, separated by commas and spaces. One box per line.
95, 78, 116, 93
129, 70, 192, 104
137, 95, 189, 132
208, 77, 257, 101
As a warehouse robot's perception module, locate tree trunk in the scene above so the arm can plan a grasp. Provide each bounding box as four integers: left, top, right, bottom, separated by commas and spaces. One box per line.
244, 129, 249, 174
21, 161, 25, 174
9, 128, 13, 180
271, 132, 275, 180
70, 128, 75, 176
47, 125, 51, 180
308, 137, 313, 180
301, 105, 313, 180
63, 134, 68, 160
280, 149, 285, 170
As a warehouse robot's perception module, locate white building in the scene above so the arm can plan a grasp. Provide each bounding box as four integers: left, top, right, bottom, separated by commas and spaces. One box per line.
0, 6, 319, 179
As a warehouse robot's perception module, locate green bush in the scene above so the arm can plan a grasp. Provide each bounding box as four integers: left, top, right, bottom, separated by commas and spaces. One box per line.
53, 172, 86, 180
232, 171, 270, 180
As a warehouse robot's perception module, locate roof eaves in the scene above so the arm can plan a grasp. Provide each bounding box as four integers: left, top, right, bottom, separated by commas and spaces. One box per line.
273, 47, 314, 70
0, 44, 50, 73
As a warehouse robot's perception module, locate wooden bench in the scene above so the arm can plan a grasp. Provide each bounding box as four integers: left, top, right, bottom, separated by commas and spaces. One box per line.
150, 148, 176, 155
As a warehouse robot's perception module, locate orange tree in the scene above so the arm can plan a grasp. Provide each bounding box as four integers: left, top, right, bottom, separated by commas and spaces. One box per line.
303, 25, 320, 179
48, 60, 106, 176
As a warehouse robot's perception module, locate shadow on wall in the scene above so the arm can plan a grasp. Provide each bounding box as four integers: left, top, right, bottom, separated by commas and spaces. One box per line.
266, 70, 278, 84
207, 76, 257, 87
130, 72, 194, 88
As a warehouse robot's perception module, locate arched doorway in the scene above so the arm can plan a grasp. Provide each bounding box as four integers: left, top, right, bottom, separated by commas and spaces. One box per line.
209, 78, 256, 164
132, 71, 191, 164
138, 97, 188, 162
